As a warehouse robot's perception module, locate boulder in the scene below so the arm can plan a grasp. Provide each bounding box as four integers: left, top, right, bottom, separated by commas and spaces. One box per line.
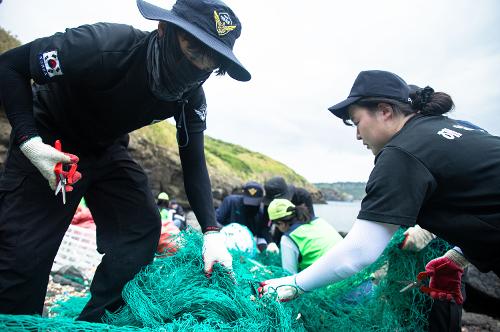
461, 310, 500, 332
464, 265, 500, 319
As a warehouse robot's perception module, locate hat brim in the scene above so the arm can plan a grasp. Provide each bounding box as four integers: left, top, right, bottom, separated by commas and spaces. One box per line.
137, 0, 251, 82
328, 96, 362, 119
243, 196, 262, 206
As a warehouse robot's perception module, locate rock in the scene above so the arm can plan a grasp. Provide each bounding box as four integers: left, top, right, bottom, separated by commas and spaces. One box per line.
464, 265, 500, 319
466, 265, 500, 299
316, 187, 344, 201
51, 265, 87, 290
461, 310, 500, 332
185, 211, 201, 232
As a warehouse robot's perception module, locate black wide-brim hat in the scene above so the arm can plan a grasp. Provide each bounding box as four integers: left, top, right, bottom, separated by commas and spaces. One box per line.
137, 0, 251, 82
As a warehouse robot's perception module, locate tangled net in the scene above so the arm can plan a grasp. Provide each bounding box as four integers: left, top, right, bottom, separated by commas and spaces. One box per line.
0, 228, 449, 331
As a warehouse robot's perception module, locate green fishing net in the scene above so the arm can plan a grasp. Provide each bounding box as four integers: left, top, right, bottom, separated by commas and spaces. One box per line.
0, 228, 449, 331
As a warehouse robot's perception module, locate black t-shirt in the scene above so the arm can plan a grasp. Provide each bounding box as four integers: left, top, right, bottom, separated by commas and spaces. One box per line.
29, 23, 206, 151
358, 114, 500, 272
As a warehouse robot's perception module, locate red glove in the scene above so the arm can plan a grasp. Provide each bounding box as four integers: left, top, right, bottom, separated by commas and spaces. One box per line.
419, 249, 469, 304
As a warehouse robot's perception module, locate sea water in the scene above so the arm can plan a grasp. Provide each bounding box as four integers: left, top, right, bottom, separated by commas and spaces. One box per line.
313, 201, 361, 233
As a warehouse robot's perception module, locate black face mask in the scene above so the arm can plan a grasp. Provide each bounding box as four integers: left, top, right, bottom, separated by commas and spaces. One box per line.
146, 28, 211, 102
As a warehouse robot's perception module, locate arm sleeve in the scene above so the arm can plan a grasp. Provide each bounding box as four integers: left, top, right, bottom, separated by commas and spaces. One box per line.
295, 219, 399, 291
178, 131, 218, 232
0, 43, 39, 144
280, 236, 299, 274
358, 147, 436, 227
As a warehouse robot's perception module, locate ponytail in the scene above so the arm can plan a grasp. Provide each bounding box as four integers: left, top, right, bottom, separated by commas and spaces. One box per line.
295, 205, 311, 223
410, 86, 454, 115
343, 85, 455, 127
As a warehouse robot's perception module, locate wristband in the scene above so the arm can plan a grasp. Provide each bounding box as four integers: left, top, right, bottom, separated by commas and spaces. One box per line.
204, 225, 221, 233
444, 249, 470, 269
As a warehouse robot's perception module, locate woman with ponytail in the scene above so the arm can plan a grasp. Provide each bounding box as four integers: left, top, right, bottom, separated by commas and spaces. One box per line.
260, 70, 500, 331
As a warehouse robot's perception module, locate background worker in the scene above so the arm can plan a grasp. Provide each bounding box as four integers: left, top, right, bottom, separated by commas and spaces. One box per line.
157, 192, 172, 222
263, 176, 316, 246
157, 192, 185, 230
0, 0, 250, 322
168, 199, 185, 220
263, 176, 315, 218
260, 70, 500, 331
268, 199, 343, 274
216, 181, 277, 252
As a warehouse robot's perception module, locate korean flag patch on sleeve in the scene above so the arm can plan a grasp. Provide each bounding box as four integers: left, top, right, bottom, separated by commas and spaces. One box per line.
38, 50, 63, 78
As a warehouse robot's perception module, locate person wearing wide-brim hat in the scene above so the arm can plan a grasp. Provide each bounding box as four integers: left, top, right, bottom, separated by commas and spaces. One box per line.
0, 0, 249, 321
260, 70, 500, 329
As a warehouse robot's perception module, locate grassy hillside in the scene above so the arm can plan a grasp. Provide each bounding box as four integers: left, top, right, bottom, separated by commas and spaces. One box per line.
134, 121, 315, 189
0, 27, 21, 53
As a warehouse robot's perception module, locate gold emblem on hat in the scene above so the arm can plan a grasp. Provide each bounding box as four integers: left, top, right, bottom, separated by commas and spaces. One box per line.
214, 10, 237, 36
248, 188, 257, 196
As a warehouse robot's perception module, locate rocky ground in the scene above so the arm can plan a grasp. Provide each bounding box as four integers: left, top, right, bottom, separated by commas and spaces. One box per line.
462, 311, 500, 332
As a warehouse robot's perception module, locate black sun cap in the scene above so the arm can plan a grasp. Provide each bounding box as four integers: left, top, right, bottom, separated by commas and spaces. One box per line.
137, 0, 251, 82
263, 177, 294, 205
328, 70, 411, 119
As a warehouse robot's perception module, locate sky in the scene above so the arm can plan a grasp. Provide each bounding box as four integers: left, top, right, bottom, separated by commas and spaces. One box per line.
1, 0, 499, 182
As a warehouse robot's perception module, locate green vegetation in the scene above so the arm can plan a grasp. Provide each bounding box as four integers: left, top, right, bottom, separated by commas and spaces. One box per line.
315, 182, 366, 201
135, 121, 313, 188
0, 27, 21, 53
134, 120, 179, 148
205, 136, 310, 186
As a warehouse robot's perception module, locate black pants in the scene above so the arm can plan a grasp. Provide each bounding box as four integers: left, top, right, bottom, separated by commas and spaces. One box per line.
0, 137, 161, 322
428, 268, 468, 332
428, 299, 463, 332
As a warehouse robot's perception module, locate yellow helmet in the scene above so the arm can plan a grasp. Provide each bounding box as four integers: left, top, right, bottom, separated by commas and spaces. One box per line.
268, 199, 295, 221
157, 192, 169, 201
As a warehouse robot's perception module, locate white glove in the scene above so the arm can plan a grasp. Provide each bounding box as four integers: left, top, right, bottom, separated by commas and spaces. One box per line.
266, 242, 280, 254
202, 231, 233, 275
400, 225, 436, 252
20, 137, 77, 190
258, 275, 304, 302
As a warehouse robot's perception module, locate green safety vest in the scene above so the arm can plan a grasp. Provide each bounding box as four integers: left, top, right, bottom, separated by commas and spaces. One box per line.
159, 208, 170, 222
287, 217, 343, 271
